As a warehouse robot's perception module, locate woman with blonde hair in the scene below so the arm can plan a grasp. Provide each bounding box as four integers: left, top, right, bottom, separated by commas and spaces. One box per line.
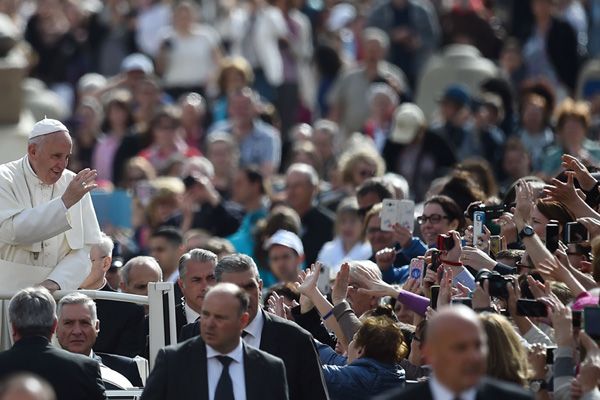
479, 312, 531, 387
338, 147, 385, 193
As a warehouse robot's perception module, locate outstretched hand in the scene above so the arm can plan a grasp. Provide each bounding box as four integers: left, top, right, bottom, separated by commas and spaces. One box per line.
62, 168, 97, 209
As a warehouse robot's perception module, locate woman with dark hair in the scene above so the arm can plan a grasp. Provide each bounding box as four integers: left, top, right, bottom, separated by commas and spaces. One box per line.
418, 195, 466, 247
92, 90, 135, 182
439, 170, 487, 212
322, 316, 406, 400
532, 198, 574, 240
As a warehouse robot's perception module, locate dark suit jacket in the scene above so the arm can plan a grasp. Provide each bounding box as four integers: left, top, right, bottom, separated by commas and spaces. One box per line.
95, 352, 143, 387
140, 336, 288, 400
178, 310, 330, 400
375, 377, 533, 400
93, 283, 146, 357
0, 336, 106, 400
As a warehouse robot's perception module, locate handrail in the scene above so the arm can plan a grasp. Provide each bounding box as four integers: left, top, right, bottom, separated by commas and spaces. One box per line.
55, 290, 148, 305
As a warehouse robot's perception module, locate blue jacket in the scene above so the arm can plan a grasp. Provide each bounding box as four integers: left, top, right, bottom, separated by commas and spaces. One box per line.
381, 237, 427, 284
322, 357, 405, 400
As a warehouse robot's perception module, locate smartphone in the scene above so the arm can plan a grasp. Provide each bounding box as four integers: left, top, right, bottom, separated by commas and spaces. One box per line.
546, 224, 559, 253
489, 235, 504, 258
451, 297, 472, 308
546, 346, 557, 365
381, 199, 415, 232
565, 222, 589, 244
429, 250, 441, 272
381, 199, 398, 232
583, 307, 600, 340
516, 299, 548, 317
437, 234, 455, 252
473, 211, 485, 247
572, 310, 582, 329
409, 258, 425, 283
430, 285, 440, 310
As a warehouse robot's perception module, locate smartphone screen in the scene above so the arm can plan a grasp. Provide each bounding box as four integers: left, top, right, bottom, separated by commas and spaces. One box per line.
430, 285, 440, 310
430, 250, 441, 272
546, 346, 557, 365
451, 297, 472, 308
546, 224, 559, 253
516, 299, 548, 317
584, 307, 600, 340
473, 211, 485, 247
572, 310, 582, 329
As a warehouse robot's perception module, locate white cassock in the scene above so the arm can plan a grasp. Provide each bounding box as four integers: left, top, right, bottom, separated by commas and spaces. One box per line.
0, 155, 101, 347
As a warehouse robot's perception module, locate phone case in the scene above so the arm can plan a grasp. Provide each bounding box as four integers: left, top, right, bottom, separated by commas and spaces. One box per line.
380, 199, 399, 232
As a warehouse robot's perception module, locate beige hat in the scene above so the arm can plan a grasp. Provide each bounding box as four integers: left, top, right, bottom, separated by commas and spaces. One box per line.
29, 118, 69, 139
389, 103, 425, 145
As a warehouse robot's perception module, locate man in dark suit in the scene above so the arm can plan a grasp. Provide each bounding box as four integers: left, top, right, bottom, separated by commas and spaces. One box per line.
141, 283, 288, 400
79, 233, 145, 357
55, 292, 143, 389
215, 254, 329, 400
175, 249, 218, 341
0, 287, 106, 400
376, 305, 533, 400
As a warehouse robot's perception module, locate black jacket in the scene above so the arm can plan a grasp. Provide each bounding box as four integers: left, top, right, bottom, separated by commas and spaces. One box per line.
94, 283, 146, 357
301, 206, 335, 266
375, 377, 533, 400
140, 336, 288, 400
0, 336, 106, 400
178, 309, 330, 400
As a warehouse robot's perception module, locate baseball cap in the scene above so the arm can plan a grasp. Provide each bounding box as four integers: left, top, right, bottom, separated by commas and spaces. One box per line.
389, 103, 425, 145
438, 84, 471, 107
265, 230, 304, 256
121, 53, 154, 75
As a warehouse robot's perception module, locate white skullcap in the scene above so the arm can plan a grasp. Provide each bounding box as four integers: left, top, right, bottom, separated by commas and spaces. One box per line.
29, 118, 69, 139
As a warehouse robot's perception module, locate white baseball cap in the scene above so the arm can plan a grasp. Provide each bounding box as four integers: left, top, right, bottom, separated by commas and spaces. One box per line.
265, 230, 304, 256
29, 118, 69, 139
389, 103, 425, 145
121, 53, 154, 75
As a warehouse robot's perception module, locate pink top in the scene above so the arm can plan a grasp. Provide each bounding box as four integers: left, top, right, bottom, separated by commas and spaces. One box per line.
92, 134, 122, 182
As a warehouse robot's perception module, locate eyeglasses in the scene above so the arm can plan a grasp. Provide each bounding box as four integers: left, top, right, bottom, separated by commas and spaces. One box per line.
412, 335, 422, 343
358, 169, 376, 178
417, 214, 449, 225
90, 255, 108, 263
515, 262, 534, 269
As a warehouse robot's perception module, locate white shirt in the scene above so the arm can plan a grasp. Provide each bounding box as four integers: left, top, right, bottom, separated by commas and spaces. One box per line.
242, 309, 264, 349
206, 341, 246, 400
317, 237, 372, 277
184, 302, 201, 325
161, 24, 220, 87
429, 374, 477, 400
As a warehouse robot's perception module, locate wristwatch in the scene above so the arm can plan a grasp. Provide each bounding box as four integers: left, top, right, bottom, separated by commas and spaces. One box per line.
530, 379, 547, 392
518, 225, 535, 241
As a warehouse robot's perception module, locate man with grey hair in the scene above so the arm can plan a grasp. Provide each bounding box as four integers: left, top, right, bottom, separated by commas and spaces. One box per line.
215, 254, 329, 400
175, 249, 218, 340
56, 293, 140, 390
285, 163, 334, 265
80, 234, 145, 358
327, 27, 407, 140
119, 256, 163, 297
0, 287, 106, 400
0, 118, 101, 293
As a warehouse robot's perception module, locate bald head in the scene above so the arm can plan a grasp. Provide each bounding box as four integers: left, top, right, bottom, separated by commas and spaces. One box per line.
424, 305, 487, 394
204, 283, 249, 316
0, 374, 55, 400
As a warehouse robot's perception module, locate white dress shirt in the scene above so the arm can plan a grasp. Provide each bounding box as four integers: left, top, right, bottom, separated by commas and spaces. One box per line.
429, 374, 477, 400
184, 303, 201, 324
242, 308, 265, 349
206, 341, 246, 400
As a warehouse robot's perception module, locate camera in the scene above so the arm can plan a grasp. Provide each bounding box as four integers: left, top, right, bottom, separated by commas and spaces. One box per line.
565, 222, 589, 244
465, 203, 511, 221
476, 269, 512, 298
437, 234, 454, 252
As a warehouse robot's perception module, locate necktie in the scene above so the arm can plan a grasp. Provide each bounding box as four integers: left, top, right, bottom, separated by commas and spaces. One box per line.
215, 356, 234, 400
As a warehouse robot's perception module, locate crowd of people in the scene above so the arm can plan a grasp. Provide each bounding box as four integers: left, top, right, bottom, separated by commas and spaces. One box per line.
2, 0, 600, 399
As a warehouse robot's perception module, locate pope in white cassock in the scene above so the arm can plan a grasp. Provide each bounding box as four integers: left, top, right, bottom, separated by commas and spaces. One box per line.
0, 118, 101, 292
